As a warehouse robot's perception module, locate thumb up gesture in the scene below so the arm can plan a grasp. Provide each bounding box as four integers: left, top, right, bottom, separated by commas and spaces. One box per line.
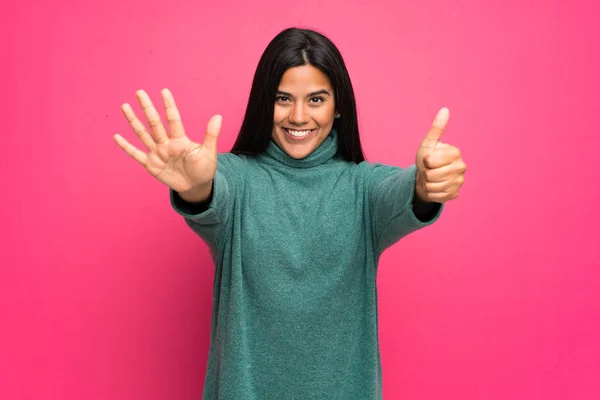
415, 108, 467, 203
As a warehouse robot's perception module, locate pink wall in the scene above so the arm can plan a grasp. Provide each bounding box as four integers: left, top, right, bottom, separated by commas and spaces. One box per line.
2, 0, 599, 398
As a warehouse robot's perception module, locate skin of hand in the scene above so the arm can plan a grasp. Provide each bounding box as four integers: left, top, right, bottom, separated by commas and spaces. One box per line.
113, 88, 222, 203
415, 108, 467, 204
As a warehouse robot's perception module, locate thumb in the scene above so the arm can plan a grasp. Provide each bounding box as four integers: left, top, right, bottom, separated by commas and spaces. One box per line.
203, 115, 222, 152
420, 107, 450, 150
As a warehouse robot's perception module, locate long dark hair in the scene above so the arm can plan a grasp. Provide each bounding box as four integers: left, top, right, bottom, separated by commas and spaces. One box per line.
230, 27, 365, 163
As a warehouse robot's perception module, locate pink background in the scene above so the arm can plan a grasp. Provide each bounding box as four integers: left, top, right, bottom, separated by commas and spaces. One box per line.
2, 0, 599, 398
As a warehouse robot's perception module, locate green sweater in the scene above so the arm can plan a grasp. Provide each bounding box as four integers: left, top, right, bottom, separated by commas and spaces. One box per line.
170, 130, 443, 399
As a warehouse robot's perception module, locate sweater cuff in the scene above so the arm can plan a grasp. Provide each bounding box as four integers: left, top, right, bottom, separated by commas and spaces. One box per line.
404, 165, 444, 226
169, 170, 227, 225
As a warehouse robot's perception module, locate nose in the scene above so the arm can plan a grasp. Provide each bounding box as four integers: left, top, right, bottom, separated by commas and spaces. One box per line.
288, 102, 309, 125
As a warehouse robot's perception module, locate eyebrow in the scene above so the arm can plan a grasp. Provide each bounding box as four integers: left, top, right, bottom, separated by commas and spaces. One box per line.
276, 89, 332, 98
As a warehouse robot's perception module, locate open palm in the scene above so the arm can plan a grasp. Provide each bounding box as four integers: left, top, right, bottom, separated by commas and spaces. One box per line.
113, 89, 221, 194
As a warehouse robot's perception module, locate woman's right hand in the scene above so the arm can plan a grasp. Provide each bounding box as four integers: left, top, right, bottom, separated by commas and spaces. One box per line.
113, 89, 222, 200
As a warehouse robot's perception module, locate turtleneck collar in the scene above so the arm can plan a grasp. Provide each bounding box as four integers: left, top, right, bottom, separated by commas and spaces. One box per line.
262, 129, 339, 168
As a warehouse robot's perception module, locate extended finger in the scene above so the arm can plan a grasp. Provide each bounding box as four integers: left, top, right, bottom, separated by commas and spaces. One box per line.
420, 107, 449, 149
203, 115, 222, 152
136, 90, 168, 143
113, 134, 148, 166
161, 88, 186, 139
121, 103, 156, 150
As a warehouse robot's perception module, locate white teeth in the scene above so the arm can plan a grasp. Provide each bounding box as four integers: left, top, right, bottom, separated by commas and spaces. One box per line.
285, 129, 312, 137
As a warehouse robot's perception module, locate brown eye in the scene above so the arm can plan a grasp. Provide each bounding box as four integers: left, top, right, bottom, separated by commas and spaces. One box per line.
276, 96, 290, 103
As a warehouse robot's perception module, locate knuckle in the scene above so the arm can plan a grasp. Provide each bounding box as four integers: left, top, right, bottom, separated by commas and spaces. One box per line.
423, 169, 433, 181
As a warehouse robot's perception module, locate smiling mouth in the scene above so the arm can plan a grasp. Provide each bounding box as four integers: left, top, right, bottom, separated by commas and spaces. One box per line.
284, 128, 316, 138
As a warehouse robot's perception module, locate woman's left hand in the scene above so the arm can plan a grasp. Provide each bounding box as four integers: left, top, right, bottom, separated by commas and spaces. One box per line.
414, 108, 467, 204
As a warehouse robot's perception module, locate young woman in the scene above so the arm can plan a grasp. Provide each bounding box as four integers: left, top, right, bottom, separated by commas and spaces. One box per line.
114, 27, 466, 400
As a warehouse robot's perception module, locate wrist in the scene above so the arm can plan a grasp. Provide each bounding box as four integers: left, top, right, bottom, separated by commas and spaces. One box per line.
414, 172, 432, 203
178, 180, 213, 204
413, 175, 439, 222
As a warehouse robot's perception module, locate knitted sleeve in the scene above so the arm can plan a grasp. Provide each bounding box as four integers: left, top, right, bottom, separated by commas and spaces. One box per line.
367, 163, 443, 253
170, 153, 239, 247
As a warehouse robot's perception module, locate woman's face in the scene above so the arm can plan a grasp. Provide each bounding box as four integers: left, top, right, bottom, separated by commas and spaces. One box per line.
272, 65, 336, 159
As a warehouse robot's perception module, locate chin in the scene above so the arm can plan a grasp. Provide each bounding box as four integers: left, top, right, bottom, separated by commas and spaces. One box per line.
275, 138, 320, 159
